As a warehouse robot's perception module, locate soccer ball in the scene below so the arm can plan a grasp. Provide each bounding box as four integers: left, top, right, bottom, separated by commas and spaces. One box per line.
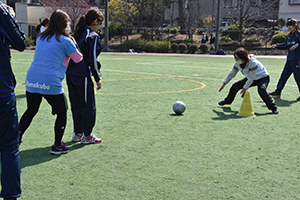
173, 101, 186, 115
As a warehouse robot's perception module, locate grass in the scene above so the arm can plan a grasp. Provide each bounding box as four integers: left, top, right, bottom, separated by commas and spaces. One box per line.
8, 52, 300, 199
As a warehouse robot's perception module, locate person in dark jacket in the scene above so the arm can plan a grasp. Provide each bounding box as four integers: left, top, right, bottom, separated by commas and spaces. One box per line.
0, 2, 26, 199
269, 18, 300, 100
66, 9, 104, 144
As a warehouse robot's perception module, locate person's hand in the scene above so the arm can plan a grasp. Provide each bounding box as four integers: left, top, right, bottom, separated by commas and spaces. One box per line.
219, 82, 226, 92
96, 80, 102, 90
271, 44, 277, 48
240, 88, 247, 98
5, 4, 15, 17
290, 44, 298, 51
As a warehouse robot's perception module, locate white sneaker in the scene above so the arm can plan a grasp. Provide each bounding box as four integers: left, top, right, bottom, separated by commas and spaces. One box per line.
72, 133, 83, 142
81, 134, 102, 144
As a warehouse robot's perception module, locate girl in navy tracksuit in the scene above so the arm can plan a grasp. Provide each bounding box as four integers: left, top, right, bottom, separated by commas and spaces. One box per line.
269, 18, 300, 100
66, 9, 104, 144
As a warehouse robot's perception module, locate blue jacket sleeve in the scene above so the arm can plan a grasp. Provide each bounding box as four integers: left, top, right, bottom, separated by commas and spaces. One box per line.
0, 2, 26, 51
86, 35, 102, 82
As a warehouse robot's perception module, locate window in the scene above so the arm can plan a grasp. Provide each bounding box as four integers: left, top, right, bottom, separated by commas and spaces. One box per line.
290, 0, 300, 5
224, 0, 238, 7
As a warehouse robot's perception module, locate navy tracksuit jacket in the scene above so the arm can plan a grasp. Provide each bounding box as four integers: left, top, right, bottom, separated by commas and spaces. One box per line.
0, 1, 26, 198
66, 27, 102, 135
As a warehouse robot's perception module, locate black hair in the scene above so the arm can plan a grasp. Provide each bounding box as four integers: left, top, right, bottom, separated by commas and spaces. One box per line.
73, 9, 104, 40
234, 47, 249, 68
40, 10, 71, 42
286, 18, 299, 29
35, 18, 49, 33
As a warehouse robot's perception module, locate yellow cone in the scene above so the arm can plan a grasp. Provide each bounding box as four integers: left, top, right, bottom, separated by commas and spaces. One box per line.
237, 90, 255, 117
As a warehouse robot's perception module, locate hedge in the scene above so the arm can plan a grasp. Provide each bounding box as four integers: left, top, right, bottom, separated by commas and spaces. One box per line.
125, 39, 170, 53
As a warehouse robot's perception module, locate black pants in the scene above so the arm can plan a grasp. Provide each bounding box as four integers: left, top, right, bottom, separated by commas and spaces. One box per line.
224, 76, 277, 110
19, 92, 68, 146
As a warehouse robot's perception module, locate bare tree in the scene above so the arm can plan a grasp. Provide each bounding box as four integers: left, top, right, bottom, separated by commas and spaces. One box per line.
224, 0, 279, 42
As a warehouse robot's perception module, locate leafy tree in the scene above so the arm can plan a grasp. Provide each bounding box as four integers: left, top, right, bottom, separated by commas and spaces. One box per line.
108, 0, 138, 40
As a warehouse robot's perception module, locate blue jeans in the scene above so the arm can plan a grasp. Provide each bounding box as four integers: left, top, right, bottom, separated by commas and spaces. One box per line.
275, 60, 300, 94
0, 96, 21, 198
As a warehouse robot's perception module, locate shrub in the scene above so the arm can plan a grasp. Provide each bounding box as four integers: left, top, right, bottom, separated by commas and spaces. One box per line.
245, 27, 256, 35
125, 39, 169, 53
257, 28, 268, 35
178, 43, 187, 53
26, 36, 35, 47
243, 38, 261, 43
184, 38, 197, 43
109, 22, 122, 39
199, 44, 208, 53
125, 39, 144, 50
228, 24, 245, 40
189, 44, 198, 54
149, 40, 169, 53
196, 28, 205, 35
221, 28, 229, 36
162, 27, 170, 33
271, 31, 288, 44
171, 43, 178, 53
220, 37, 232, 42
170, 27, 180, 34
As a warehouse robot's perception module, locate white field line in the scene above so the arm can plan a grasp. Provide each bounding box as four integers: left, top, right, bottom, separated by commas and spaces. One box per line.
102, 69, 298, 87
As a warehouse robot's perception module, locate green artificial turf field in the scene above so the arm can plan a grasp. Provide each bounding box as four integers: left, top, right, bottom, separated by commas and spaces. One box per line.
9, 52, 300, 199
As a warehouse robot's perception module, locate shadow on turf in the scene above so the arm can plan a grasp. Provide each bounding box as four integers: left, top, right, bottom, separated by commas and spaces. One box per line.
272, 98, 298, 107
15, 94, 26, 99
20, 141, 83, 168
169, 113, 185, 116
212, 107, 272, 120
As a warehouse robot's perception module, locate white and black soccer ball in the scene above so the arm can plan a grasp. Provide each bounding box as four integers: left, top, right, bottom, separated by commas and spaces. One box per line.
173, 101, 186, 115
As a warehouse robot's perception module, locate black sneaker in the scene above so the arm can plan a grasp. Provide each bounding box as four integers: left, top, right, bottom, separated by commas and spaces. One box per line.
297, 97, 300, 101
269, 91, 281, 98
218, 100, 231, 106
50, 142, 70, 155
272, 108, 279, 114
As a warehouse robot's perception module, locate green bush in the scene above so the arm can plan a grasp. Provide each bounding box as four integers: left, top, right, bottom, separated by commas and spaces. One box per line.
184, 38, 197, 43
189, 44, 198, 54
178, 43, 187, 53
26, 36, 35, 47
228, 24, 245, 40
199, 44, 208, 53
162, 27, 170, 33
245, 27, 256, 35
221, 29, 229, 36
170, 27, 180, 34
220, 37, 232, 42
271, 31, 288, 44
243, 38, 261, 43
257, 28, 268, 35
109, 22, 122, 39
125, 39, 169, 53
196, 28, 205, 35
171, 43, 178, 53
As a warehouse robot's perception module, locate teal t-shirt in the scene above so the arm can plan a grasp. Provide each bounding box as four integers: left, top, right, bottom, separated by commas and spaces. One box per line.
26, 35, 77, 95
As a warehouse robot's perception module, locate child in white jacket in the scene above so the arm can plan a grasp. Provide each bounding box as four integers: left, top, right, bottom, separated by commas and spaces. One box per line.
218, 47, 278, 114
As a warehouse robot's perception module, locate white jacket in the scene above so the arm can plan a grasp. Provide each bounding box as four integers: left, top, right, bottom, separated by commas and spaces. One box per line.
223, 56, 269, 89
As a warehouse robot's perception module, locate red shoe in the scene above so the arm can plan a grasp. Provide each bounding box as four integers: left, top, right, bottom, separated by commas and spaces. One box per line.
81, 134, 102, 144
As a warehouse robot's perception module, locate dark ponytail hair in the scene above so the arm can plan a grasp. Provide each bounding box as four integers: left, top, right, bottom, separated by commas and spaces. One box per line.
73, 9, 104, 40
35, 18, 49, 33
